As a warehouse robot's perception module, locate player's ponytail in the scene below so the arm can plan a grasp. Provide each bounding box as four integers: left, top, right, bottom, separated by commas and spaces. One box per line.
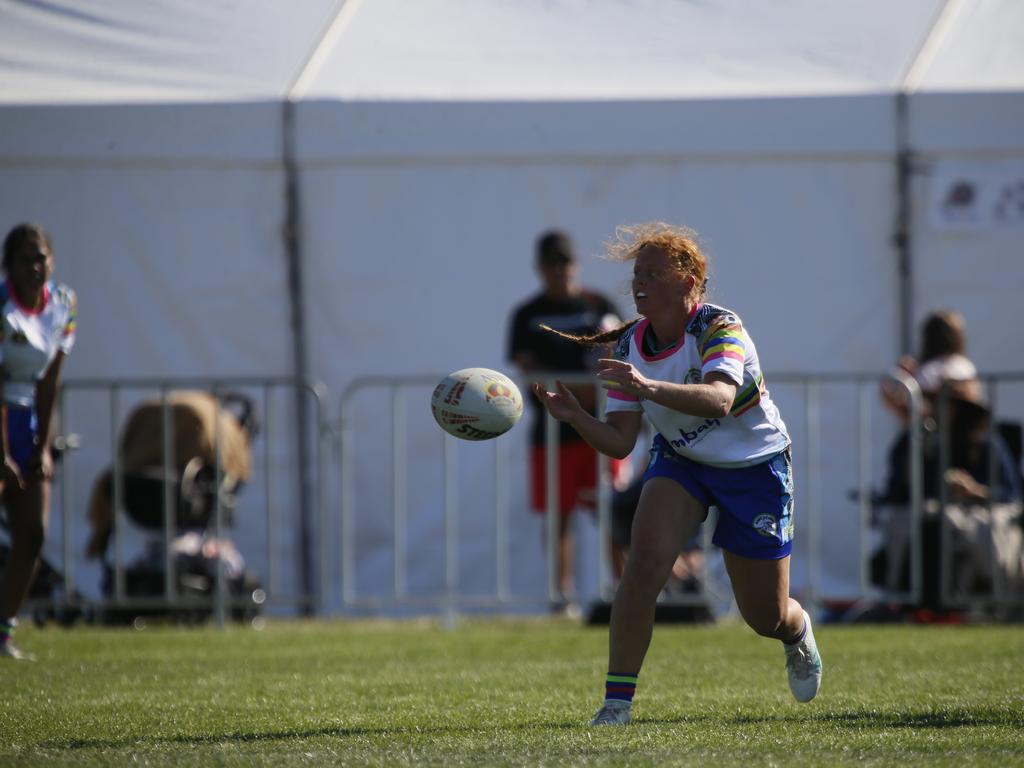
540, 317, 641, 347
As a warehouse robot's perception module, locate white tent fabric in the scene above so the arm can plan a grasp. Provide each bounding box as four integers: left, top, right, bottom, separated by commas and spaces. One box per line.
905, 1, 1024, 394
0, 0, 346, 385
305, 0, 941, 100
908, 0, 1024, 155
912, 0, 1024, 93
1, 0, 1021, 611
0, 0, 339, 103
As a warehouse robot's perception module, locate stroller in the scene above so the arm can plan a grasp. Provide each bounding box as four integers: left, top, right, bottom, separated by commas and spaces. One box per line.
84, 391, 264, 625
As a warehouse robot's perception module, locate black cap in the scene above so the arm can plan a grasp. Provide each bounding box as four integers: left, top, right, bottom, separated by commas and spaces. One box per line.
536, 230, 574, 265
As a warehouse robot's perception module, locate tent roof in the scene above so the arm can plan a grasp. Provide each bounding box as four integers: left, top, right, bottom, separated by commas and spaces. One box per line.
1, 0, 1022, 159
912, 0, 1024, 92
304, 0, 944, 101
2, 0, 1022, 107
0, 0, 338, 104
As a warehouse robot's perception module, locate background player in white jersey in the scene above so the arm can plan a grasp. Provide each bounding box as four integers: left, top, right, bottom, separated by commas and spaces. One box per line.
0, 223, 76, 660
533, 222, 822, 725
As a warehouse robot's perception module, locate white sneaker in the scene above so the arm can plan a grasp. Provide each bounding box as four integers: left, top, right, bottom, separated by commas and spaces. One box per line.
590, 699, 632, 726
784, 610, 822, 702
0, 637, 35, 661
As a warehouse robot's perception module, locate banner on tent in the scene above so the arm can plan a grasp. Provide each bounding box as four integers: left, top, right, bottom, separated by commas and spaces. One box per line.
929, 161, 1024, 232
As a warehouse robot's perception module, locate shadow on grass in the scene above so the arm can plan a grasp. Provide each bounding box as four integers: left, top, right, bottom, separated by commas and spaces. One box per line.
642, 708, 1021, 729
43, 707, 1021, 751
45, 719, 585, 751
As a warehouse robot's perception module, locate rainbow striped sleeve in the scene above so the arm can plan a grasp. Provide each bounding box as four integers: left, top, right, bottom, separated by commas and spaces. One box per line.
58, 287, 77, 353
63, 298, 77, 337
700, 319, 745, 366
730, 372, 765, 417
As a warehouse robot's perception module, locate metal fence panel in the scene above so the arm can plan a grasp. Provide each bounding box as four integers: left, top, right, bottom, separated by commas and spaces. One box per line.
13, 371, 1023, 625
43, 377, 326, 626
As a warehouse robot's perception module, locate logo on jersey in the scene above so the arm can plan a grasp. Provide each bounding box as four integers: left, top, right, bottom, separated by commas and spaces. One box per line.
752, 513, 778, 538
684, 368, 702, 385
669, 418, 720, 450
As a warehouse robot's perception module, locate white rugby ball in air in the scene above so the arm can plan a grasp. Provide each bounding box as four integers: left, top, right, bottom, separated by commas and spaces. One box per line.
431, 368, 524, 441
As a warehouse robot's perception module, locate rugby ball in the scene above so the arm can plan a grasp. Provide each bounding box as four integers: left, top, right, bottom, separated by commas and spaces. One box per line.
431, 368, 524, 441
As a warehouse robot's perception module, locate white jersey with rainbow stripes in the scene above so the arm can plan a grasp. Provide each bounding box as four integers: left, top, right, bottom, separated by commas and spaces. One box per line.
605, 303, 789, 468
0, 280, 77, 408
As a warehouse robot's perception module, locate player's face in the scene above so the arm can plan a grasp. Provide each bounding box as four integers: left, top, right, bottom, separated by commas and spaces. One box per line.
539, 258, 576, 296
8, 237, 53, 295
631, 246, 689, 312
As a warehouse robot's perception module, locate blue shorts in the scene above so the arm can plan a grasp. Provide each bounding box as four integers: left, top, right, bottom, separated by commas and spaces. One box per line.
643, 434, 794, 560
7, 405, 38, 474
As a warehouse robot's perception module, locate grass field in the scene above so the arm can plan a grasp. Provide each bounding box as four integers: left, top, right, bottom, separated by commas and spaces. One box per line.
2, 618, 1022, 766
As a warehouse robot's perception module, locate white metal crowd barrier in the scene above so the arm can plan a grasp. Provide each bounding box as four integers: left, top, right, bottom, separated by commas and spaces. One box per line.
12, 371, 1023, 625
336, 371, 1024, 619
335, 373, 720, 615
338, 374, 534, 615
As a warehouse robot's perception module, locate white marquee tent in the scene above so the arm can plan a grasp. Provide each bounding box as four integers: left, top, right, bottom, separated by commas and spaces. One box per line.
1, 0, 1021, 611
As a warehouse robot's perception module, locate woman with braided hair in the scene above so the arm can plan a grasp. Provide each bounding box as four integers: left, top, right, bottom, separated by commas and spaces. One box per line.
533, 222, 822, 725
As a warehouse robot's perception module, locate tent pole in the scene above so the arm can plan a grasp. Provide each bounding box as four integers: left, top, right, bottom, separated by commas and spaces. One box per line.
282, 98, 316, 616
894, 92, 913, 357
280, 0, 364, 618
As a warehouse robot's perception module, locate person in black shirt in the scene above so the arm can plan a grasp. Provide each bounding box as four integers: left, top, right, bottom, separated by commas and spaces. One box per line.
507, 230, 625, 612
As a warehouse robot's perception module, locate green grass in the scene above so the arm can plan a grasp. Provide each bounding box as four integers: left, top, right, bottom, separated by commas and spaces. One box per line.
1, 618, 1022, 766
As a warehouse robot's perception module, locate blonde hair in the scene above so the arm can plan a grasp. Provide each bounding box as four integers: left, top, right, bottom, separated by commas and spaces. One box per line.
607, 221, 708, 303
541, 221, 710, 347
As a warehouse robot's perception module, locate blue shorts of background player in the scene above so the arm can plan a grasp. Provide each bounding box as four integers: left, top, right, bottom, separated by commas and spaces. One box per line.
6, 405, 39, 475
643, 434, 794, 560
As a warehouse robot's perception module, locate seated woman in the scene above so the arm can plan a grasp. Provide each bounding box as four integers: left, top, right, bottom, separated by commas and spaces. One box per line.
873, 380, 1022, 612
881, 309, 979, 427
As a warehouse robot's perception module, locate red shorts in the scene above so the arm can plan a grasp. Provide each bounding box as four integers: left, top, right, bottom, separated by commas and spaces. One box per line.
530, 442, 627, 516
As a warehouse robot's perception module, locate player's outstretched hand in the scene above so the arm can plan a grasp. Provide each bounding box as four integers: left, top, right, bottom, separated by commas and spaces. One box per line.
596, 358, 651, 398
532, 381, 585, 423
